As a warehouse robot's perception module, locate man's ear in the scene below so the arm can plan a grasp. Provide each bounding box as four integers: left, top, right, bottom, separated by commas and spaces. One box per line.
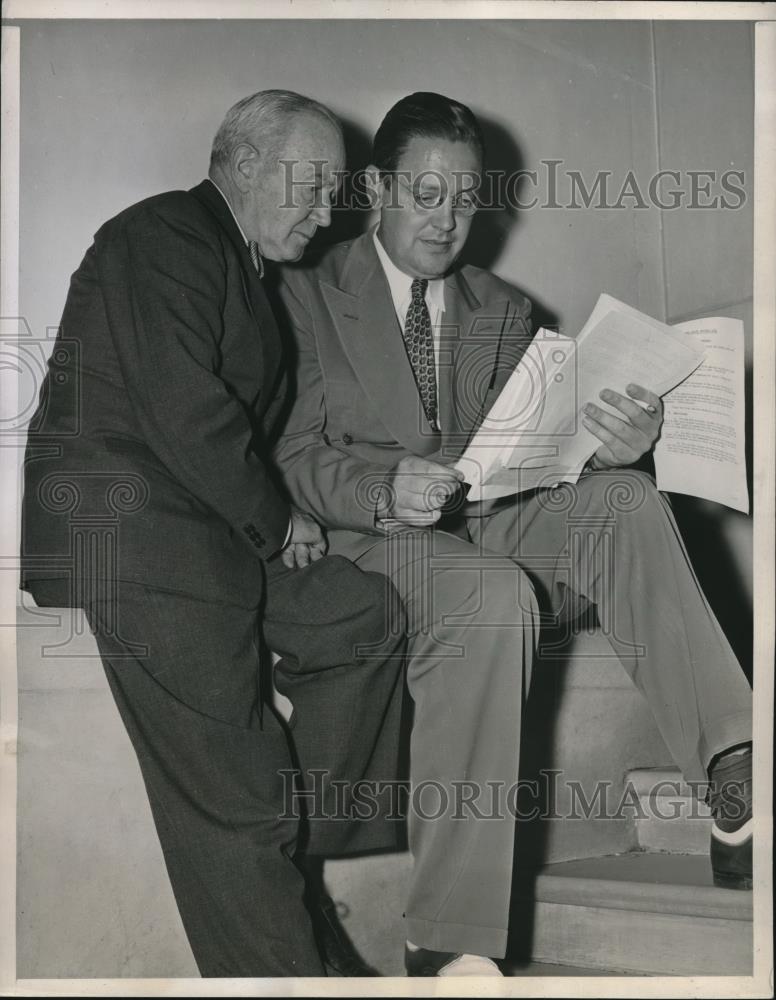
231, 143, 261, 192
364, 164, 389, 211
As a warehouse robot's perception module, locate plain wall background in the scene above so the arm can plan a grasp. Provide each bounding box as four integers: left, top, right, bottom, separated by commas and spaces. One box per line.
16, 17, 754, 665
18, 19, 753, 337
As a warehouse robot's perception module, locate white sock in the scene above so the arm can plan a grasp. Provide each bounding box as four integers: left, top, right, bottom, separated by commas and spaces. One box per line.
406, 941, 502, 975
712, 816, 753, 845
439, 955, 503, 976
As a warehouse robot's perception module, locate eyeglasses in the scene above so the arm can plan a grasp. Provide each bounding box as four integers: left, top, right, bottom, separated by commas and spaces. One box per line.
386, 172, 480, 217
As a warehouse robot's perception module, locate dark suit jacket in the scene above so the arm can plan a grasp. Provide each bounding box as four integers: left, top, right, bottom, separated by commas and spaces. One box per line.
22, 179, 290, 607
273, 228, 533, 562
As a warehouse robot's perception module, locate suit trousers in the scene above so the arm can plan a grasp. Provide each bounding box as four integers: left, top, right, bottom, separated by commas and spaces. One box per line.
346, 468, 751, 960
468, 469, 752, 785
29, 554, 405, 978
348, 526, 540, 959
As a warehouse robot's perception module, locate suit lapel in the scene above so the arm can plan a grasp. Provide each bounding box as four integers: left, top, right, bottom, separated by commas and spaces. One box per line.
443, 270, 516, 453
437, 271, 475, 441
440, 268, 484, 445
190, 179, 283, 396
322, 232, 440, 456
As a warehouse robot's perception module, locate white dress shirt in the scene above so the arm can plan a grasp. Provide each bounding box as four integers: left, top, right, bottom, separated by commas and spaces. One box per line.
372, 228, 446, 394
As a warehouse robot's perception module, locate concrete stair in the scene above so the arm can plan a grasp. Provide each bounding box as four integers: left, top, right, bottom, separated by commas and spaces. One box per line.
625, 766, 713, 854
512, 852, 752, 976
324, 768, 745, 977
325, 849, 753, 977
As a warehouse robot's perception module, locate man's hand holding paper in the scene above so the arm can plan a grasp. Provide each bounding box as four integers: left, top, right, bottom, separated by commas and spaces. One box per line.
378, 455, 465, 529
582, 382, 664, 470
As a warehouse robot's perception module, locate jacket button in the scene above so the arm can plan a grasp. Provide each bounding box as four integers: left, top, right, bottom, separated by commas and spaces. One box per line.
342, 433, 353, 445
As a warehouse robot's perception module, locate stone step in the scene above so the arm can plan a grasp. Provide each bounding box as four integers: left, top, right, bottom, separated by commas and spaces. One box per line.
504, 959, 643, 976
325, 852, 411, 976
514, 852, 752, 975
625, 766, 712, 854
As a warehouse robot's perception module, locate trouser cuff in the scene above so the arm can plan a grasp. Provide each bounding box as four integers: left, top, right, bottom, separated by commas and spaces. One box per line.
691, 710, 753, 783
404, 916, 508, 960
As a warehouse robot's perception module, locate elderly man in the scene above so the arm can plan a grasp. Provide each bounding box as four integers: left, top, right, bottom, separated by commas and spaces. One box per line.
274, 91, 753, 976
21, 90, 406, 977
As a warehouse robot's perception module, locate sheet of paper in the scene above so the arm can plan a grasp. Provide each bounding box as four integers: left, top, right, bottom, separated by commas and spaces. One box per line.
458, 296, 706, 501
455, 329, 574, 499
542, 305, 706, 472
654, 318, 748, 513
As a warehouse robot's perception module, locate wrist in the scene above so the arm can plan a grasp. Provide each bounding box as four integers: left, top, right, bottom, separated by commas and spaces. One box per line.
374, 477, 395, 522
583, 452, 606, 474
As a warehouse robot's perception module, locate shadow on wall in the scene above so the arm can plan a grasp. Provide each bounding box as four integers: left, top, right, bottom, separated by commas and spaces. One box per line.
463, 111, 559, 331
313, 115, 376, 249
672, 497, 753, 684
668, 360, 754, 685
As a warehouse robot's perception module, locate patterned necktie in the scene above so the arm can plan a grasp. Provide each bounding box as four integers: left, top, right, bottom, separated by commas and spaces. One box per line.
403, 278, 438, 431
248, 240, 264, 278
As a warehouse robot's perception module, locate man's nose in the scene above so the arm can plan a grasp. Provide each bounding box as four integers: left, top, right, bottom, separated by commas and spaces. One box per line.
309, 194, 333, 228
431, 198, 456, 231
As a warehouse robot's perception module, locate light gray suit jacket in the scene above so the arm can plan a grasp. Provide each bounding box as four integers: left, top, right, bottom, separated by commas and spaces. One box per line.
274, 228, 533, 562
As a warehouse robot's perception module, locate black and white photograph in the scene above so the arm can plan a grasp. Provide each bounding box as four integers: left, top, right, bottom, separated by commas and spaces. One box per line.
1, 2, 773, 995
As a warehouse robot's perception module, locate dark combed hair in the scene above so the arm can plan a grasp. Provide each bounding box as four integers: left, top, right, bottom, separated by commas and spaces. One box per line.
371, 92, 485, 173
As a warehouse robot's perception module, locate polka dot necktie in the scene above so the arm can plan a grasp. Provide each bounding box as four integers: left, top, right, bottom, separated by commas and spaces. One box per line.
403, 278, 439, 431
248, 240, 264, 278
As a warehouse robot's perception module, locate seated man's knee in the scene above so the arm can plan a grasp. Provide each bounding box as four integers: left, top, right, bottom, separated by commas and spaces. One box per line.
582, 468, 662, 520
303, 556, 405, 662
478, 556, 538, 626
352, 569, 407, 658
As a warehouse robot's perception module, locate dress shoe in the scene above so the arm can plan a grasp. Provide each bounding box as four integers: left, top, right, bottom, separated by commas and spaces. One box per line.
311, 893, 380, 976
708, 746, 752, 890
405, 943, 503, 976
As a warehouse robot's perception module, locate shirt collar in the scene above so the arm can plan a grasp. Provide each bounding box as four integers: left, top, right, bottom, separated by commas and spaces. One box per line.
373, 228, 446, 319
208, 177, 264, 277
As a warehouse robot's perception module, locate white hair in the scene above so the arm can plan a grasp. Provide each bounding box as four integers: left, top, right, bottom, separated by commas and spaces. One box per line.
209, 89, 341, 169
